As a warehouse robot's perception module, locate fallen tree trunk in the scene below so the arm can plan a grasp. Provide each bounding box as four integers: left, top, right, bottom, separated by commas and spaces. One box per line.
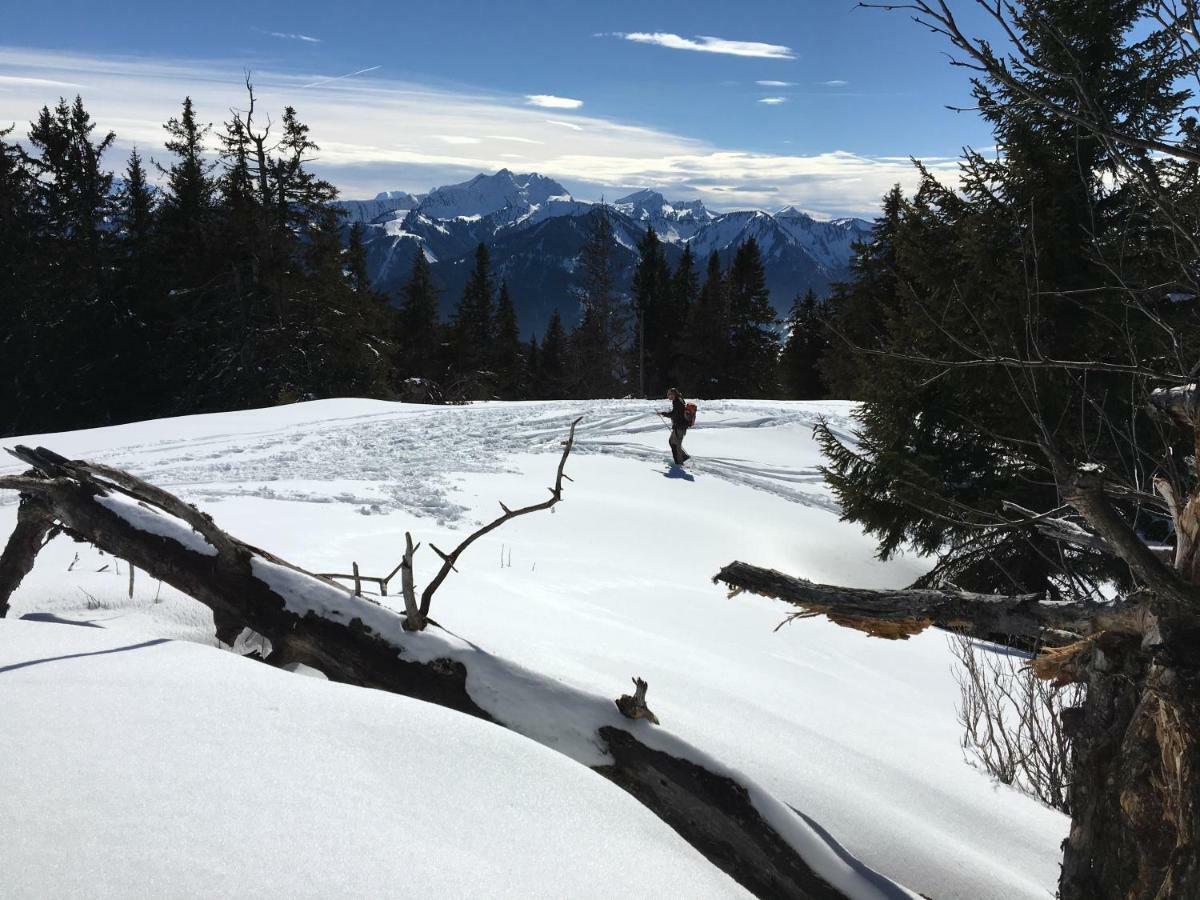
713, 561, 1097, 645
0, 446, 908, 900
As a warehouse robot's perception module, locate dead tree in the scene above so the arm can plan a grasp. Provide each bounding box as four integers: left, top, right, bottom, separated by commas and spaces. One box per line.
0, 436, 894, 900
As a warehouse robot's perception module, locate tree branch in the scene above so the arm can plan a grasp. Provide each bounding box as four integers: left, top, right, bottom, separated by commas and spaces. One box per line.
713, 561, 1097, 643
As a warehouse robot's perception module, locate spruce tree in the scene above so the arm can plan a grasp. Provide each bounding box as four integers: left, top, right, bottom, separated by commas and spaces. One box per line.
538, 308, 568, 399
24, 96, 122, 430
346, 223, 371, 296
817, 0, 1186, 593
451, 243, 496, 392
725, 238, 779, 398
668, 244, 699, 390
631, 226, 671, 397
682, 251, 729, 396
492, 281, 526, 399
570, 208, 624, 397
779, 289, 829, 400
398, 248, 442, 381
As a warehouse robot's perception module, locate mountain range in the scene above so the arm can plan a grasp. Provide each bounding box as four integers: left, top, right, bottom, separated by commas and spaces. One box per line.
337, 169, 872, 339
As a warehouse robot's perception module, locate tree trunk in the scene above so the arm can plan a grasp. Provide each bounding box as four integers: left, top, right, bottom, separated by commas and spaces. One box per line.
716, 559, 1200, 899
1059, 627, 1200, 899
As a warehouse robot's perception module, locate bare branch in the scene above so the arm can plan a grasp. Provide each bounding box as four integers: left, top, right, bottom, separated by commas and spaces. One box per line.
418, 417, 582, 619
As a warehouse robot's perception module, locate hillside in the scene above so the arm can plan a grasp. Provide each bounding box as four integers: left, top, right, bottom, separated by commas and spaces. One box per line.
0, 398, 1067, 899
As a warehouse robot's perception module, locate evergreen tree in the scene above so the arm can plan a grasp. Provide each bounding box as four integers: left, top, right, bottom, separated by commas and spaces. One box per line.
725, 238, 779, 398
537, 309, 568, 399
492, 280, 526, 399
23, 96, 122, 430
682, 251, 729, 396
398, 249, 442, 381
157, 97, 215, 257
525, 334, 540, 397
345, 223, 371, 296
570, 208, 624, 397
668, 244, 699, 390
631, 226, 671, 397
779, 289, 829, 400
817, 1, 1186, 593
0, 125, 41, 434
451, 243, 496, 391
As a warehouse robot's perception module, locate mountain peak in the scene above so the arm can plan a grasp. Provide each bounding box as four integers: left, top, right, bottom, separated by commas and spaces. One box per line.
616, 188, 668, 208
774, 205, 812, 220
417, 169, 572, 221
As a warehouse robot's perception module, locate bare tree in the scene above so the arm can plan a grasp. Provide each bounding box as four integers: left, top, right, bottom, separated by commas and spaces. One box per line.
950, 634, 1079, 813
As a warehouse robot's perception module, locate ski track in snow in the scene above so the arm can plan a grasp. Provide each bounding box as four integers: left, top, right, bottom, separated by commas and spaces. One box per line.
2, 399, 853, 522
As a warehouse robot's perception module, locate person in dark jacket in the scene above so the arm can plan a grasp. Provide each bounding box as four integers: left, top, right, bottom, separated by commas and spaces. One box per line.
658, 387, 691, 466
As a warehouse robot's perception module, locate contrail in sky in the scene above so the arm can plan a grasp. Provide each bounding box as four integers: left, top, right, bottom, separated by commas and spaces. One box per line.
302, 65, 381, 89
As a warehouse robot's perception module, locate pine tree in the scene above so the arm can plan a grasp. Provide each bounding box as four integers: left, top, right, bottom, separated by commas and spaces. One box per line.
157, 97, 215, 254
0, 125, 42, 434
779, 289, 829, 400
451, 243, 496, 393
23, 96, 122, 430
493, 281, 526, 399
631, 226, 671, 397
345, 223, 371, 296
817, 1, 1186, 592
668, 244, 699, 390
398, 249, 442, 381
682, 251, 729, 396
525, 334, 540, 397
570, 208, 624, 397
538, 309, 568, 399
725, 239, 779, 398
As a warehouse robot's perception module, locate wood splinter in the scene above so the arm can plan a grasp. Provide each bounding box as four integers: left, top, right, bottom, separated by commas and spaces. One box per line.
615, 677, 660, 725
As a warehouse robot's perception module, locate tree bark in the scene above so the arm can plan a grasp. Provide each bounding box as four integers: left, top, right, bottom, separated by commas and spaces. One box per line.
0, 447, 876, 900
716, 559, 1200, 898
0, 498, 54, 618
713, 561, 1095, 645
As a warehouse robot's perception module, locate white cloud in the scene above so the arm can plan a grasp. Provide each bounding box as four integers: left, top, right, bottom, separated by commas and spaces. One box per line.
268, 31, 322, 43
756, 80, 793, 87
525, 94, 583, 109
759, 97, 787, 105
487, 134, 544, 144
0, 46, 955, 217
612, 32, 795, 60
821, 80, 849, 87
302, 65, 381, 89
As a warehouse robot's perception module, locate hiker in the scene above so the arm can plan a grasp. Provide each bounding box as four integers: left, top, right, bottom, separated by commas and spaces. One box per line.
657, 387, 691, 466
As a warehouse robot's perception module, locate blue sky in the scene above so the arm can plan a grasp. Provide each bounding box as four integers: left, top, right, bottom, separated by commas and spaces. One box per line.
0, 0, 998, 217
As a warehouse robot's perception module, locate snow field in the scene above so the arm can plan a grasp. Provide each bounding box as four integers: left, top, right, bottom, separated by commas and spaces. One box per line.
0, 398, 1068, 898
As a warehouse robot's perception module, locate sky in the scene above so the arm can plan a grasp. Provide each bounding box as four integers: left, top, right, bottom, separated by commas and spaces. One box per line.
0, 0, 1000, 218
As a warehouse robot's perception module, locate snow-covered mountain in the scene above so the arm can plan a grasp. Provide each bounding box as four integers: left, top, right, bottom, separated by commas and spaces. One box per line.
336, 190, 420, 225
345, 170, 876, 336
612, 189, 717, 242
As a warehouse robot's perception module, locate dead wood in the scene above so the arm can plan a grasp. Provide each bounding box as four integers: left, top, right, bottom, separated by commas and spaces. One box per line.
713, 561, 1095, 644
616, 677, 660, 725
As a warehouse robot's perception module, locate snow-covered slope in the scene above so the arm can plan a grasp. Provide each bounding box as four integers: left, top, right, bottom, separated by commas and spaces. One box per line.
0, 398, 1068, 900
0, 618, 749, 899
335, 190, 420, 225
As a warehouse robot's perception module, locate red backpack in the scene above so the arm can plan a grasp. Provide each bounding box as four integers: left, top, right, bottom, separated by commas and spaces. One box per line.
683, 402, 698, 428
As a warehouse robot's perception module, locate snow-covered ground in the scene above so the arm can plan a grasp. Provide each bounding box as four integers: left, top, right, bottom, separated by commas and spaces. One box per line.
0, 399, 1067, 898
